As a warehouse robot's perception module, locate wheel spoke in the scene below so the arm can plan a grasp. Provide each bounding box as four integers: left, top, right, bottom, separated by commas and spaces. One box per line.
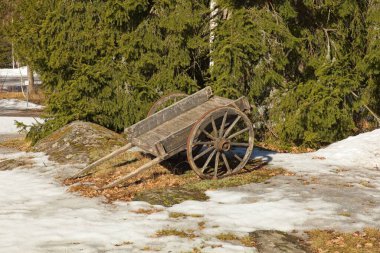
202, 129, 216, 140
233, 153, 243, 162
202, 149, 216, 172
221, 152, 231, 172
219, 112, 228, 137
227, 127, 249, 140
214, 151, 220, 179
194, 146, 214, 161
194, 141, 213, 146
211, 116, 218, 137
223, 115, 241, 138
230, 142, 249, 147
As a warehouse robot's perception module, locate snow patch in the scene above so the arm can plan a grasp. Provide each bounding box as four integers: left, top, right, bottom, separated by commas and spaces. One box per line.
0, 99, 44, 110
255, 129, 380, 174
0, 117, 42, 134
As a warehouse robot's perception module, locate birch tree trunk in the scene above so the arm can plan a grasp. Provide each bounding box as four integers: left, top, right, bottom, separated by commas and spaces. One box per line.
209, 0, 218, 67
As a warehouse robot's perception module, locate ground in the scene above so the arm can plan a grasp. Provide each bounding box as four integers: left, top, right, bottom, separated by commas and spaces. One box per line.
0, 98, 380, 253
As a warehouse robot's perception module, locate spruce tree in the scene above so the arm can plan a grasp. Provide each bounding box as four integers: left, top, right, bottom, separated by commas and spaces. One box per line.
8, 0, 379, 147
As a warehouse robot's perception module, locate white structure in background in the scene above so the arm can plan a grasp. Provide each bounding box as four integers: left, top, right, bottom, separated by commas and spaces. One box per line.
0, 66, 41, 92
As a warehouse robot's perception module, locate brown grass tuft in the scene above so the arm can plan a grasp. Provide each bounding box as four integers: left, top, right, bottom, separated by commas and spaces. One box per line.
155, 229, 197, 239
307, 228, 380, 253
0, 91, 45, 105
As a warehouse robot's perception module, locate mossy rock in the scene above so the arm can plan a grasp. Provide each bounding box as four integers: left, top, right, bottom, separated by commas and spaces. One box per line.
133, 187, 208, 207
249, 230, 309, 253
33, 121, 126, 164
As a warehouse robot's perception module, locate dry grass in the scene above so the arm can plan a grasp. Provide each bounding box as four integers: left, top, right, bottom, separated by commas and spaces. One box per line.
307, 228, 380, 253
169, 212, 204, 219
155, 229, 197, 239
0, 136, 31, 151
256, 141, 315, 154
216, 233, 256, 247
131, 208, 163, 215
0, 91, 45, 105
64, 152, 199, 202
64, 151, 288, 204
0, 158, 35, 171
198, 221, 206, 230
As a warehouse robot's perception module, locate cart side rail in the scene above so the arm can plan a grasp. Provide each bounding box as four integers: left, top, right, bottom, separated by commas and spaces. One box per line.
125, 86, 213, 139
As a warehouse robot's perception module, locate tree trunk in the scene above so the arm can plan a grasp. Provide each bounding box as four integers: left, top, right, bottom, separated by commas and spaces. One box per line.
209, 0, 218, 67
27, 65, 35, 94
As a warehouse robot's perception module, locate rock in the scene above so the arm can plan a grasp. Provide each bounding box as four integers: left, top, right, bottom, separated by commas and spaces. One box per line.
249, 230, 309, 253
33, 121, 126, 164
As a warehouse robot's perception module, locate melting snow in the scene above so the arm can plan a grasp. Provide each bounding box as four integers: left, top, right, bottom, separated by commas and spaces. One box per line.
0, 99, 44, 110
0, 129, 379, 252
0, 117, 42, 134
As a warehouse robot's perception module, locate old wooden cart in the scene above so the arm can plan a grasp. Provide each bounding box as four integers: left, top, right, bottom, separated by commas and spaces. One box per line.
74, 87, 254, 189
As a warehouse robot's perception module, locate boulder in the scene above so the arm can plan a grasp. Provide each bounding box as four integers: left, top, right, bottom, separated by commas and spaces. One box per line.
33, 121, 126, 164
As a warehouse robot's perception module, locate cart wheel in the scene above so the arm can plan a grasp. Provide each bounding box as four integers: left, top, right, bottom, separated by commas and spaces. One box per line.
147, 93, 188, 117
187, 107, 254, 179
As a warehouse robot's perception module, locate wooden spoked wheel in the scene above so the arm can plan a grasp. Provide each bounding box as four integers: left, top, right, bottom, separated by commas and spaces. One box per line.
147, 93, 188, 117
187, 107, 254, 179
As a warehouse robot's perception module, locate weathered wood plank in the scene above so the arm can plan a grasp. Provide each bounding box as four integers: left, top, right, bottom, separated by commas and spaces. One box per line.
125, 86, 213, 139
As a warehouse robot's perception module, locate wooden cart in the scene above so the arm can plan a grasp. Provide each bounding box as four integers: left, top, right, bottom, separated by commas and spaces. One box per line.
73, 87, 254, 189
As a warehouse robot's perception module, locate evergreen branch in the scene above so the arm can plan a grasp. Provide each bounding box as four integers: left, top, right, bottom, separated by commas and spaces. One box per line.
351, 91, 380, 125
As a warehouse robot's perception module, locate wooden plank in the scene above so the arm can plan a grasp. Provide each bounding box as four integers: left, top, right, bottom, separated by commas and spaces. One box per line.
231, 97, 251, 113
125, 86, 213, 139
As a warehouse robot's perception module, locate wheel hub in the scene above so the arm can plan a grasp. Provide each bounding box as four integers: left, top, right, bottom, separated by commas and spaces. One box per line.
215, 138, 231, 152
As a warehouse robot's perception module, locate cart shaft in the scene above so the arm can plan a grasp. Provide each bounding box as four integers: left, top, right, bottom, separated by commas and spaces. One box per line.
72, 143, 134, 178
102, 156, 163, 189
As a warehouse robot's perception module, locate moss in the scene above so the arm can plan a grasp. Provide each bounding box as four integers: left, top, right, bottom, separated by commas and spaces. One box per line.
184, 168, 286, 192
33, 121, 126, 164
134, 187, 208, 207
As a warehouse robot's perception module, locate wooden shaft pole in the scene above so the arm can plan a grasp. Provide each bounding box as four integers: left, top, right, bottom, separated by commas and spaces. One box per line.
72, 143, 134, 179
102, 157, 162, 189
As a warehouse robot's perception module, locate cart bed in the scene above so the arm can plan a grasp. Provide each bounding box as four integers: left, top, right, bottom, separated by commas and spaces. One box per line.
135, 97, 232, 153
125, 87, 250, 158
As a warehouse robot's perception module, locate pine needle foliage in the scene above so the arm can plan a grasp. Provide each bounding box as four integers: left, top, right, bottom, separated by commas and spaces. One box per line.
9, 0, 210, 143
212, 0, 379, 147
